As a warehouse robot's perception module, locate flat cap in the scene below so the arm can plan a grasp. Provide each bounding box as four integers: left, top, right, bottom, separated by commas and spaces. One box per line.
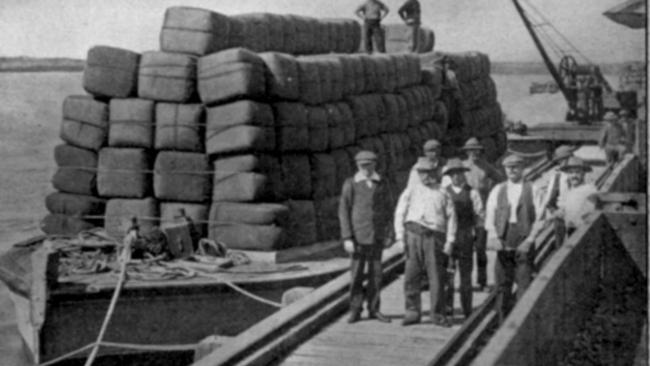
354, 150, 377, 162
461, 137, 484, 150
443, 159, 469, 175
423, 139, 441, 151
603, 111, 617, 121
502, 154, 526, 167
414, 157, 436, 171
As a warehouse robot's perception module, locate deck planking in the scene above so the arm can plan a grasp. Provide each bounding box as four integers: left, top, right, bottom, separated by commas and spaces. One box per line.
279, 272, 492, 366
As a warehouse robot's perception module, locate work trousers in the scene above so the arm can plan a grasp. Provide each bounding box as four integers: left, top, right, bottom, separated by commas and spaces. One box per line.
403, 227, 447, 319
604, 144, 626, 165
363, 19, 385, 54
349, 243, 383, 314
474, 227, 488, 286
445, 229, 474, 318
494, 223, 534, 323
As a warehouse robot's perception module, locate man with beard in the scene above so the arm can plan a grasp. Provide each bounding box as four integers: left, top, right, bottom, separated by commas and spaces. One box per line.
553, 156, 599, 237
394, 159, 457, 327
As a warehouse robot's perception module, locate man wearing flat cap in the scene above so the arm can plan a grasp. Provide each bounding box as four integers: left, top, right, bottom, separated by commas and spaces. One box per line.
461, 137, 505, 291
442, 159, 485, 318
553, 156, 598, 237
339, 150, 392, 324
599, 111, 628, 165
484, 154, 540, 323
406, 139, 449, 189
394, 158, 457, 327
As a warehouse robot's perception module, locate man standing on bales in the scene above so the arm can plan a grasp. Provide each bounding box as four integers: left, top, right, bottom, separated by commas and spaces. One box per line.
398, 0, 421, 52
356, 0, 390, 54
339, 150, 393, 324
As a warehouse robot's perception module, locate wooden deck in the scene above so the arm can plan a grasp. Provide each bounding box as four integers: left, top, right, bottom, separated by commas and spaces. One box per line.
279, 272, 491, 366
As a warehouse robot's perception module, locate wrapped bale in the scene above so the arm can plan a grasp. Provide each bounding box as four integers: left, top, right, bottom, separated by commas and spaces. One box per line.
160, 7, 231, 56
310, 153, 337, 199
213, 153, 279, 181
83, 46, 140, 98
108, 98, 155, 148
274, 102, 310, 152
285, 200, 317, 246
278, 15, 298, 54
45, 192, 105, 217
209, 223, 285, 251
232, 13, 270, 52
97, 148, 150, 198
212, 172, 271, 202
277, 155, 312, 200
480, 137, 498, 162
60, 95, 108, 151
259, 52, 300, 100
264, 14, 286, 52
346, 54, 366, 95
104, 197, 159, 241
314, 196, 340, 241
209, 202, 289, 226
325, 103, 345, 150
331, 149, 354, 189
154, 151, 211, 202
297, 58, 323, 105
347, 95, 370, 139
433, 100, 449, 135
160, 202, 209, 239
52, 144, 97, 196
358, 55, 378, 93
197, 48, 266, 105
306, 105, 329, 152
138, 51, 197, 102
206, 100, 275, 155
155, 103, 205, 152
337, 102, 356, 146
41, 214, 95, 236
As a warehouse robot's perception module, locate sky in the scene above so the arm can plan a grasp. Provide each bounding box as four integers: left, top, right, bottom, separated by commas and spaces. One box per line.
0, 0, 645, 62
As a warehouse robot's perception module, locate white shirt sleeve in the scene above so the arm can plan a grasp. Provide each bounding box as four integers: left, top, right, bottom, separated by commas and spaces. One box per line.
394, 187, 412, 242
484, 184, 500, 240
470, 189, 485, 227
444, 192, 457, 244
406, 166, 419, 189
440, 174, 452, 188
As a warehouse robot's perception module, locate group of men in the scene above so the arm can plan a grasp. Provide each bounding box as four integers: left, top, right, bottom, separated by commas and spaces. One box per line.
355, 0, 421, 53
339, 137, 600, 326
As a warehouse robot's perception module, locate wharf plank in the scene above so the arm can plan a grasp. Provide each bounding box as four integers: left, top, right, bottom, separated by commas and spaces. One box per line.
279, 273, 491, 366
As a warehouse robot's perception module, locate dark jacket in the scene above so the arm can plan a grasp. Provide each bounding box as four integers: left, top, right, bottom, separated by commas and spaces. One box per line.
339, 176, 393, 245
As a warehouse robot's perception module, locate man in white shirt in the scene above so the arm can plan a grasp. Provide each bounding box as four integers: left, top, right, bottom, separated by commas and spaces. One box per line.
484, 154, 540, 323
394, 159, 457, 326
554, 157, 599, 236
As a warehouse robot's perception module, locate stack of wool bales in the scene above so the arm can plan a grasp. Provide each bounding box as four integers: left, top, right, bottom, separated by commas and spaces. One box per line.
419, 51, 506, 162
382, 24, 435, 54
42, 6, 448, 253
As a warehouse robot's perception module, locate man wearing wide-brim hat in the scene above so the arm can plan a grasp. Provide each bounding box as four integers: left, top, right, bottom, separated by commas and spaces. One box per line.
339, 150, 393, 324
461, 137, 505, 291
406, 139, 450, 189
394, 158, 457, 326
484, 154, 541, 323
599, 111, 628, 165
441, 159, 485, 318
553, 156, 598, 236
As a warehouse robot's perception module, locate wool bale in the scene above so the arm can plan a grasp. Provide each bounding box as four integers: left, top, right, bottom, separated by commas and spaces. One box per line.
277, 155, 312, 200
373, 55, 390, 93
379, 134, 397, 173
45, 192, 105, 218
155, 103, 204, 152
159, 7, 231, 56
41, 214, 95, 236
331, 149, 353, 189
347, 96, 370, 139
480, 137, 498, 162
313, 58, 333, 103
324, 103, 345, 150
209, 202, 289, 226
326, 55, 355, 97
206, 100, 273, 134
160, 202, 209, 239
306, 105, 329, 152
52, 144, 97, 195
83, 46, 140, 98
285, 200, 317, 246
346, 54, 366, 95
259, 52, 300, 100
97, 148, 150, 198
348, 21, 362, 54
289, 16, 309, 54
310, 153, 336, 199
297, 58, 323, 104
278, 15, 297, 54
433, 100, 449, 135
494, 130, 508, 158
314, 196, 340, 241
273, 102, 309, 152
328, 58, 345, 102
213, 154, 278, 179
209, 223, 285, 251
263, 13, 285, 51
212, 172, 270, 202
108, 98, 154, 148
61, 95, 108, 151
359, 55, 378, 93
227, 17, 246, 48
198, 50, 266, 105
104, 198, 159, 240
337, 102, 356, 146
367, 94, 386, 134
138, 51, 197, 102
383, 24, 415, 54
381, 94, 399, 132
153, 152, 211, 202
234, 14, 270, 52
206, 125, 275, 156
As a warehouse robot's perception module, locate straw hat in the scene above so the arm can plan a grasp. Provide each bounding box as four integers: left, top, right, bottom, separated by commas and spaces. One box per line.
461, 137, 484, 151
559, 156, 592, 172
502, 154, 526, 167
443, 159, 470, 175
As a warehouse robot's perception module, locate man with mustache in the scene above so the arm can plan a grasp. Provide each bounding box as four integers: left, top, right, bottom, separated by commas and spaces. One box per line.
553, 156, 599, 237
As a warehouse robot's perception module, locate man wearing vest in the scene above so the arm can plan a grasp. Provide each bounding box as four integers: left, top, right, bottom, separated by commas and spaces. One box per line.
394, 159, 457, 327
398, 0, 421, 52
406, 139, 450, 189
442, 159, 485, 318
355, 0, 389, 54
484, 154, 540, 323
339, 150, 392, 324
461, 137, 504, 291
